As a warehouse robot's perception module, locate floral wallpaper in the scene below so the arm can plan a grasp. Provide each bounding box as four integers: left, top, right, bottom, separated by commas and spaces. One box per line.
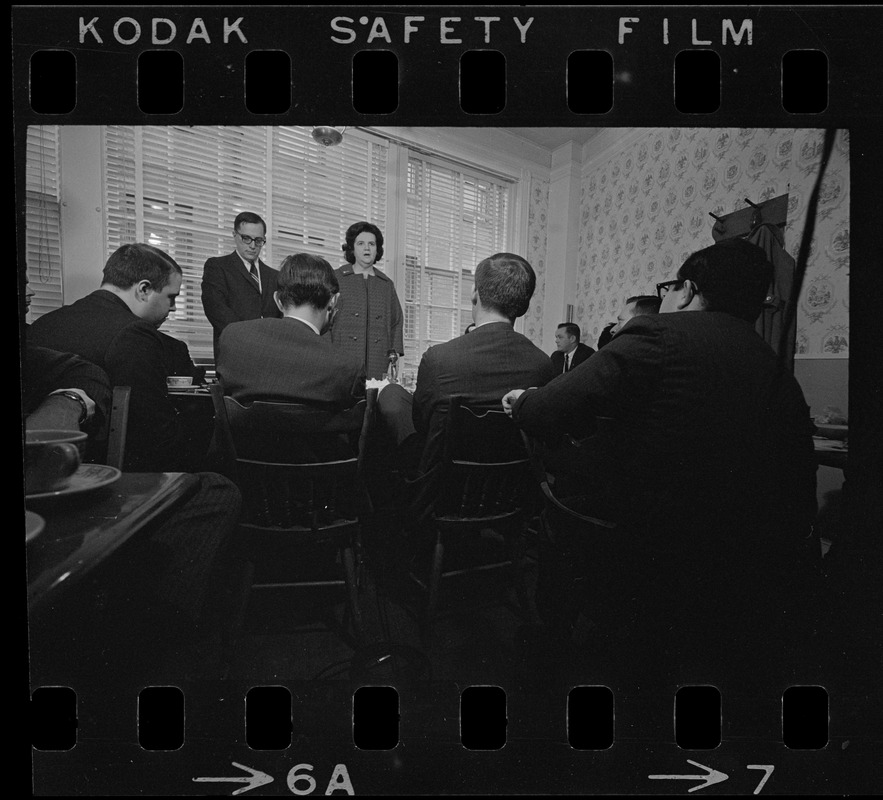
575, 128, 850, 358
523, 174, 550, 346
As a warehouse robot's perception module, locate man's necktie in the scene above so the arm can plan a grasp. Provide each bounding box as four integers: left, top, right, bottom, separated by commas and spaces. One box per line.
248, 261, 260, 291
564, 353, 570, 373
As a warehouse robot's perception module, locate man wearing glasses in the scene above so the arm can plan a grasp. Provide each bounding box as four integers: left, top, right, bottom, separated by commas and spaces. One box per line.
503, 239, 819, 696
201, 211, 281, 362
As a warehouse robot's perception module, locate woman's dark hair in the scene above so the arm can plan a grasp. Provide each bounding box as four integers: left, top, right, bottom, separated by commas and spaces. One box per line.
342, 221, 384, 264
276, 253, 339, 309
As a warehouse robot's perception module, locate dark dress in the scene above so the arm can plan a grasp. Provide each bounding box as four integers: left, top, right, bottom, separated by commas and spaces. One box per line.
331, 265, 404, 379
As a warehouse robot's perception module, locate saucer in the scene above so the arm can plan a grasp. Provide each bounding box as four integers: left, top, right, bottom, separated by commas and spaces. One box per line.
26, 464, 122, 501
25, 510, 45, 543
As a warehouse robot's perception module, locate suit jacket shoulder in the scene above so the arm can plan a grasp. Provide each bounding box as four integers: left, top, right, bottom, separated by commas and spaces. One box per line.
258, 259, 279, 280
413, 322, 556, 473
574, 342, 595, 364
27, 290, 192, 472
218, 317, 365, 408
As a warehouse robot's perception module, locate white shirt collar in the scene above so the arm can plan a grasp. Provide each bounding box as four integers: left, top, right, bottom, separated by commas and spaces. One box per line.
237, 252, 258, 270
472, 319, 510, 330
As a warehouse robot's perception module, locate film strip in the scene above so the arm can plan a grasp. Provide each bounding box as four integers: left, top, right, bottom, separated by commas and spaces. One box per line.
18, 5, 882, 796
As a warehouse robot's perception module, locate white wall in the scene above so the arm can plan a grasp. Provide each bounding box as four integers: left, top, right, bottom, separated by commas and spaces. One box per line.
58, 126, 107, 302
541, 142, 582, 351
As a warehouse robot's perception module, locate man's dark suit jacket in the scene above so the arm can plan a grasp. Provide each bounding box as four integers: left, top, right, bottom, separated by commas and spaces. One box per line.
550, 341, 595, 374
201, 251, 281, 362
217, 317, 366, 461
23, 344, 112, 430
517, 312, 816, 534
513, 311, 818, 673
160, 331, 206, 384
413, 321, 557, 475
27, 290, 199, 472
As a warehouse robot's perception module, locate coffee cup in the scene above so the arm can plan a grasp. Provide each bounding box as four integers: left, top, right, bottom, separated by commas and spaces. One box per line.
25, 429, 88, 494
167, 376, 194, 388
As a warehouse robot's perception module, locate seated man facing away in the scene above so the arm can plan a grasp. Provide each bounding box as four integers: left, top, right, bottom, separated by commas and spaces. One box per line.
551, 322, 594, 374
609, 293, 661, 337
377, 252, 557, 481
22, 273, 111, 437
596, 322, 616, 350
503, 239, 819, 689
596, 295, 660, 349
21, 335, 243, 680
218, 252, 365, 407
216, 253, 366, 460
28, 243, 210, 473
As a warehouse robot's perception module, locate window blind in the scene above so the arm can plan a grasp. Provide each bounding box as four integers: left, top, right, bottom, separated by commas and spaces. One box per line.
25, 125, 63, 320
270, 127, 387, 265
102, 126, 388, 363
403, 154, 511, 375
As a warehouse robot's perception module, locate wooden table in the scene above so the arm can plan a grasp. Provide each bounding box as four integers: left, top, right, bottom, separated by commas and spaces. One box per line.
813, 437, 848, 471
167, 387, 213, 399
26, 471, 199, 615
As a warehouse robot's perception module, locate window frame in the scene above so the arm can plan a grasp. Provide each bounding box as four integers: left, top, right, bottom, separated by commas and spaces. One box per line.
102, 125, 391, 363
25, 124, 64, 321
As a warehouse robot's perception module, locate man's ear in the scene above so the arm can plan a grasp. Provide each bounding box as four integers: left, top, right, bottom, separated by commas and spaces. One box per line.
273, 290, 283, 313
134, 280, 152, 301
677, 280, 696, 310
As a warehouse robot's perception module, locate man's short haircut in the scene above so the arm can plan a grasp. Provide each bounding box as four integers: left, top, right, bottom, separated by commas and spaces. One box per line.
102, 243, 182, 291
678, 239, 772, 322
276, 253, 339, 309
233, 211, 267, 234
474, 252, 536, 321
342, 221, 385, 264
556, 322, 581, 341
625, 295, 662, 315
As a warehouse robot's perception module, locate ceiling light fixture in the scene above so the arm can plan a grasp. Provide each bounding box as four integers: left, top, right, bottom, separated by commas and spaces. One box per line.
311, 126, 347, 146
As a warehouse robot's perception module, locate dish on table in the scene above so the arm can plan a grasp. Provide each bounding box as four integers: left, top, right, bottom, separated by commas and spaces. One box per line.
25, 464, 122, 501
25, 510, 45, 542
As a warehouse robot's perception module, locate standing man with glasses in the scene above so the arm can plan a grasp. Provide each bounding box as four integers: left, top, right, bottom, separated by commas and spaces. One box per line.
201, 211, 281, 362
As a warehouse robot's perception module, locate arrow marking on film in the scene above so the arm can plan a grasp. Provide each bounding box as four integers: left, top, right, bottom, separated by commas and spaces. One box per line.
648, 759, 729, 792
193, 762, 274, 796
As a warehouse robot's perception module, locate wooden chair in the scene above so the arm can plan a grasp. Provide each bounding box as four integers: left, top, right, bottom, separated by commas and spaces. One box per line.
408, 395, 539, 644
103, 386, 131, 470
519, 430, 619, 642
210, 384, 377, 649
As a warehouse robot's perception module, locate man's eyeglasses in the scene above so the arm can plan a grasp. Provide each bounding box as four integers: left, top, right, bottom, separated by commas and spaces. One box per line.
236, 232, 266, 247
656, 279, 686, 299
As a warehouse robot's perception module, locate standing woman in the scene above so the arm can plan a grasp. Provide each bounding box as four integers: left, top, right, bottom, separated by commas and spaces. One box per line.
332, 221, 404, 379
